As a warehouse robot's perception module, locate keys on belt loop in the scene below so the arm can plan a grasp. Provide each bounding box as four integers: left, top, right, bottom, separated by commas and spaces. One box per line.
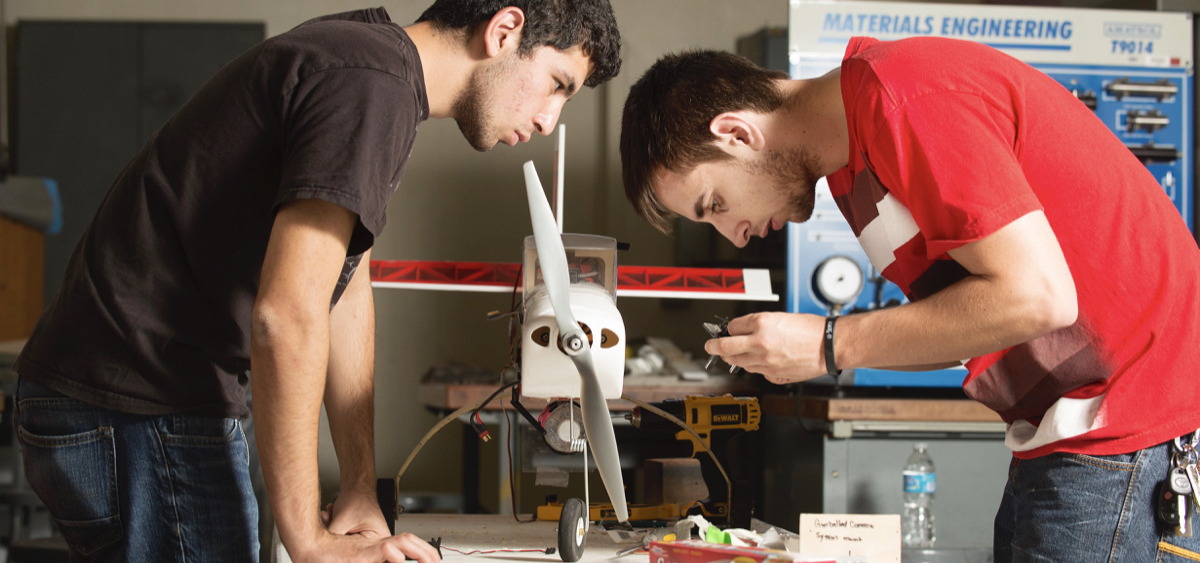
1159, 430, 1200, 537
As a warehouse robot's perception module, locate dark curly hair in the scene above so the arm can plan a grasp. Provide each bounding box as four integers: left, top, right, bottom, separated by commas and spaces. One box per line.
621, 50, 788, 233
416, 0, 621, 88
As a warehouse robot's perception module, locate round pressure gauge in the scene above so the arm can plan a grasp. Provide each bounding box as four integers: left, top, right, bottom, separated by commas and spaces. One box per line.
813, 256, 865, 306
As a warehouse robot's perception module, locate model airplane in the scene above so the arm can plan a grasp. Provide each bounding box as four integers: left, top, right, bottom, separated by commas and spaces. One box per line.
386, 127, 778, 562
520, 161, 628, 560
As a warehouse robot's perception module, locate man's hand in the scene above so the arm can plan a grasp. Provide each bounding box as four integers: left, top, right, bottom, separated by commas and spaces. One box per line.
704, 312, 827, 384
297, 530, 441, 563
321, 491, 391, 539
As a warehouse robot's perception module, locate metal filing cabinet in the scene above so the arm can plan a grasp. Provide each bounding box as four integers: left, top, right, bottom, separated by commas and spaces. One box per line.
761, 395, 1011, 552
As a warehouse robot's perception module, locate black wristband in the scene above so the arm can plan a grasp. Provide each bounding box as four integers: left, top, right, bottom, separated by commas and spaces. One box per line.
824, 316, 841, 376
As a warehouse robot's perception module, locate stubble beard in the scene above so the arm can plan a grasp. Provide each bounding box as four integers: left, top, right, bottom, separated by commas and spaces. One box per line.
452, 59, 509, 152
758, 146, 821, 223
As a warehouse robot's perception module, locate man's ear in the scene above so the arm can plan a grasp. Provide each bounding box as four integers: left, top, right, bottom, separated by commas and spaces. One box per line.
709, 112, 766, 155
482, 6, 525, 58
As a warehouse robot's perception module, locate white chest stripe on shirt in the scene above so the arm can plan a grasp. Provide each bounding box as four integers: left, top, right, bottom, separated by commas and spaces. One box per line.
856, 193, 921, 273
1004, 394, 1107, 452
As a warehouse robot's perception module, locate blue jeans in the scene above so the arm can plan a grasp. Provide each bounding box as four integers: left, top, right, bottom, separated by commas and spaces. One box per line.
15, 378, 259, 562
995, 440, 1200, 562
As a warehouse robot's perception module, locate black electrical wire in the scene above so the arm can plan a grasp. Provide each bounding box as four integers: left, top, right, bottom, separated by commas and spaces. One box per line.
504, 264, 523, 372
507, 385, 535, 523
471, 381, 517, 423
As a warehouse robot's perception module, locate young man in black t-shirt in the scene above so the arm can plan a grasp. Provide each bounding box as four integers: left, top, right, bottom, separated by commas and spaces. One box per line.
13, 2, 620, 561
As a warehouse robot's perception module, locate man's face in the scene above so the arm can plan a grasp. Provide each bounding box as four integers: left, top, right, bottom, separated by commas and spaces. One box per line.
453, 45, 593, 151
654, 146, 822, 248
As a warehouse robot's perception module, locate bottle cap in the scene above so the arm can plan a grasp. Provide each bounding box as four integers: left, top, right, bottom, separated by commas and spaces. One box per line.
914, 442, 928, 450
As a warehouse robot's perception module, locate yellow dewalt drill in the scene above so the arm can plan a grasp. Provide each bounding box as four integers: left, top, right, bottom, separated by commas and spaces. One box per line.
627, 394, 761, 457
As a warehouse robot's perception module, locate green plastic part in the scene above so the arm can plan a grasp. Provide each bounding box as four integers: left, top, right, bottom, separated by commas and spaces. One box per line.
704, 525, 731, 545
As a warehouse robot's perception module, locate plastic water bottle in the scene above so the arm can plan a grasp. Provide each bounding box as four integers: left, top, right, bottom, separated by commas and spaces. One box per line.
902, 442, 937, 548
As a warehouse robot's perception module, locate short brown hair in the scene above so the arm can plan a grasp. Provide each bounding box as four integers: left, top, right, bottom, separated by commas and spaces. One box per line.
620, 50, 789, 233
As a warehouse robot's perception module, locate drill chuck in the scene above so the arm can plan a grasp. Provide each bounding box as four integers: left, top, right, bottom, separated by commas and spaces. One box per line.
629, 399, 688, 432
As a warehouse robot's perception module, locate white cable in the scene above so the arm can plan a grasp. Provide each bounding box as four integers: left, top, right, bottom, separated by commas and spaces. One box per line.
621, 394, 733, 519
576, 395, 589, 531
394, 397, 489, 516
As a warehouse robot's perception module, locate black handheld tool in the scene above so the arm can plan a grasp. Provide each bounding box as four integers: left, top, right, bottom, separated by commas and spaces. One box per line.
404, 537, 443, 560
702, 317, 741, 374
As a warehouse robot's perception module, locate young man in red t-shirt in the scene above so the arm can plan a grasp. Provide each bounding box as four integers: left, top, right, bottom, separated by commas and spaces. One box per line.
619, 38, 1200, 561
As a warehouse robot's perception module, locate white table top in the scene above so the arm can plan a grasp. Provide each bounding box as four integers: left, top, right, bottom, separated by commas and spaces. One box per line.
393, 514, 645, 563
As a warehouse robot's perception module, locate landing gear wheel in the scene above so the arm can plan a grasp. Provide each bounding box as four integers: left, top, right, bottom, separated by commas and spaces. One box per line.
558, 497, 587, 562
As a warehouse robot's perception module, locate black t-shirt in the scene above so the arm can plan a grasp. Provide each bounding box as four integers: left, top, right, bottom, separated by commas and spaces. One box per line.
15, 7, 428, 417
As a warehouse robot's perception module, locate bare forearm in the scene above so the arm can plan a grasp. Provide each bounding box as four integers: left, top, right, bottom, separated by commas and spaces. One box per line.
251, 309, 331, 553
325, 371, 376, 495
710, 216, 1076, 387
833, 211, 1077, 371
251, 198, 362, 559
835, 273, 1069, 370
325, 255, 377, 495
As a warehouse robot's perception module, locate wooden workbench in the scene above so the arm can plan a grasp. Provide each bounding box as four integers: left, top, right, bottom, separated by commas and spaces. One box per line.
393, 514, 643, 563
762, 393, 1005, 439
762, 394, 1002, 422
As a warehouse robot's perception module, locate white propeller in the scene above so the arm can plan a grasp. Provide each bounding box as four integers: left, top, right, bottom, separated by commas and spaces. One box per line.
523, 161, 628, 523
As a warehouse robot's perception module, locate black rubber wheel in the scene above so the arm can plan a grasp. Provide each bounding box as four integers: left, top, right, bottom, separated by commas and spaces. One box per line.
557, 498, 587, 562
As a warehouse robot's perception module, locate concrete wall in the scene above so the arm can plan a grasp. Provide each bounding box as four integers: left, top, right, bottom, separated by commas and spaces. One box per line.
4, 0, 787, 500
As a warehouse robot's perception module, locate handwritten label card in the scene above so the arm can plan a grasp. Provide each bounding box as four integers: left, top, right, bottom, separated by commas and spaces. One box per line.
798, 513, 900, 563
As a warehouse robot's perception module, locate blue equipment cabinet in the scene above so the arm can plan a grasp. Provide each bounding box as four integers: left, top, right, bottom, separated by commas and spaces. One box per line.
787, 2, 1194, 387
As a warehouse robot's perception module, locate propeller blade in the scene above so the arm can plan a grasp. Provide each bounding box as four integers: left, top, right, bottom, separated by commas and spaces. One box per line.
523, 161, 579, 338
523, 161, 629, 522
570, 348, 629, 522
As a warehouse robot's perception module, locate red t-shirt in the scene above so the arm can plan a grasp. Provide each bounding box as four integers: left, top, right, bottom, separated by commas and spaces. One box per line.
828, 36, 1200, 458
